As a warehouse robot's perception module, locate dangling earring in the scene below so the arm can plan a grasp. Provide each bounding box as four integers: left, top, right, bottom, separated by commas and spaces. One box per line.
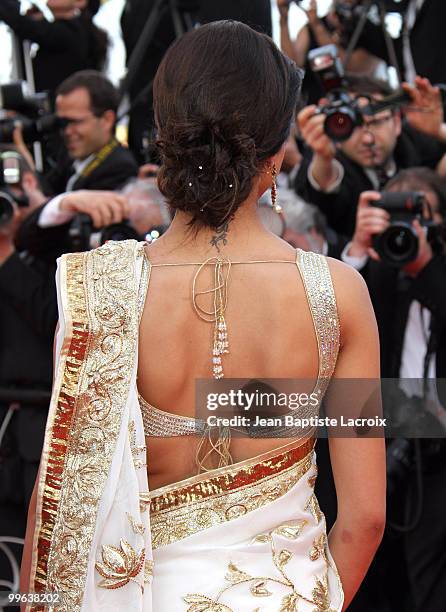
271, 163, 282, 213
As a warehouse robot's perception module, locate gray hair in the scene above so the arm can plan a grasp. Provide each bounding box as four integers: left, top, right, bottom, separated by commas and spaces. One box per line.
122, 178, 171, 226
276, 187, 327, 236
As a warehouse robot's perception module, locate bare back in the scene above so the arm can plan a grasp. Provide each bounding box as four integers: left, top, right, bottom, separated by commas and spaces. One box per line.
137, 237, 334, 490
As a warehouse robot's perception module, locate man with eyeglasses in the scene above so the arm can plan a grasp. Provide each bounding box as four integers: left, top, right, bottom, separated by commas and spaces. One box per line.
15, 70, 138, 262
294, 74, 446, 241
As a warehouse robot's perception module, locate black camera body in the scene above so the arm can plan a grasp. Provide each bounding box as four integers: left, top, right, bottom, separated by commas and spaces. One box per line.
68, 214, 168, 251
371, 192, 426, 266
319, 90, 364, 142
0, 151, 28, 227
308, 44, 410, 142
0, 81, 62, 144
308, 45, 364, 142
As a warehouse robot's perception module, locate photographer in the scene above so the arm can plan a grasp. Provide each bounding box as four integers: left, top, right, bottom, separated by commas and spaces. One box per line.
354, 0, 446, 86
15, 70, 138, 262
340, 169, 446, 611
278, 0, 385, 103
0, 0, 108, 104
345, 170, 446, 376
0, 148, 58, 585
0, 148, 58, 341
295, 74, 446, 238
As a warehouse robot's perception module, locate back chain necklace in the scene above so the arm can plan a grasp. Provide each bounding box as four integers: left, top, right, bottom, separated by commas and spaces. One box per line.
150, 256, 297, 379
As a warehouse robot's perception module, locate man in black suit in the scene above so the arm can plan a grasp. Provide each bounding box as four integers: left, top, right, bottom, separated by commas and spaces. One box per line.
295, 74, 446, 240
0, 152, 57, 587
43, 70, 138, 194
16, 71, 138, 261
336, 170, 446, 611
356, 0, 446, 86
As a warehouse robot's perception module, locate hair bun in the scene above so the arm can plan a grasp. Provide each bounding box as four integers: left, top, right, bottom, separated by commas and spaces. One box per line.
153, 21, 301, 229
157, 115, 258, 229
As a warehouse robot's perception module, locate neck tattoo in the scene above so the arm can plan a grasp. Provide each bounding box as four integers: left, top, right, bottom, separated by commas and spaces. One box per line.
210, 222, 229, 252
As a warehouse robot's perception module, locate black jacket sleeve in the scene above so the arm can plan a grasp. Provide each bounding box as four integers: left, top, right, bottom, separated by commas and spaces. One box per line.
294, 152, 371, 238
14, 204, 71, 264
16, 147, 139, 262
0, 1, 81, 51
0, 251, 57, 343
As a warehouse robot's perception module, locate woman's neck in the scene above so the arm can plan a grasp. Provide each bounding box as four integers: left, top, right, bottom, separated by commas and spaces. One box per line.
148, 194, 294, 261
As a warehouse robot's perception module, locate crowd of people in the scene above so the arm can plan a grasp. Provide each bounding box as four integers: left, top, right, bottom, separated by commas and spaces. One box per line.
1, 1, 446, 611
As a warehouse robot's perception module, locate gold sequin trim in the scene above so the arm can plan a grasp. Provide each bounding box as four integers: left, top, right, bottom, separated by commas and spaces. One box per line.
149, 437, 315, 513
150, 445, 314, 548
30, 241, 141, 611
296, 249, 340, 413
126, 512, 146, 536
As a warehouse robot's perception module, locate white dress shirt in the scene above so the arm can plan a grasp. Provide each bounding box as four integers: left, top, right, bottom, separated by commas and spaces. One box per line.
38, 155, 95, 228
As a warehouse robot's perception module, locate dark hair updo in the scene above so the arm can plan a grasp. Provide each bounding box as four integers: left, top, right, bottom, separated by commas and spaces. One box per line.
153, 20, 302, 230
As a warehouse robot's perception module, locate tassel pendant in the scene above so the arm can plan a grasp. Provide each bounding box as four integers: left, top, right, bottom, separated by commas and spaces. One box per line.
192, 255, 231, 379
213, 315, 229, 379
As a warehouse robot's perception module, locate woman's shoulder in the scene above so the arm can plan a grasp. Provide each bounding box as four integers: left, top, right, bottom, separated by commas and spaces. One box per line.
325, 255, 367, 290
325, 255, 375, 337
58, 239, 143, 268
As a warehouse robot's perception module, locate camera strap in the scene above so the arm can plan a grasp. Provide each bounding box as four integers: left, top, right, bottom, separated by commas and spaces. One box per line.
80, 137, 119, 180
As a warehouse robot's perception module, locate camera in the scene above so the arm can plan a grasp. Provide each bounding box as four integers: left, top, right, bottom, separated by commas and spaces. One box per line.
0, 151, 28, 227
0, 81, 63, 143
371, 191, 428, 266
68, 215, 168, 251
308, 45, 411, 141
308, 45, 364, 141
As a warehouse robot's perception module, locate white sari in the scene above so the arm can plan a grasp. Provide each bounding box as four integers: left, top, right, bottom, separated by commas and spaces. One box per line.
27, 240, 343, 612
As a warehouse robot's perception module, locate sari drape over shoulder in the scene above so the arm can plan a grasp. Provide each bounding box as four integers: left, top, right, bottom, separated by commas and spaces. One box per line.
28, 240, 343, 612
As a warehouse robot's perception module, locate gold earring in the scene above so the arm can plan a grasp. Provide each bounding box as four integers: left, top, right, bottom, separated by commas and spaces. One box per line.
271, 163, 282, 213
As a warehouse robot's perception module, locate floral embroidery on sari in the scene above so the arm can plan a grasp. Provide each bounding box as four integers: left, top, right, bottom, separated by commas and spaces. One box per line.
95, 539, 145, 590
183, 519, 336, 611
126, 512, 146, 536
129, 420, 147, 470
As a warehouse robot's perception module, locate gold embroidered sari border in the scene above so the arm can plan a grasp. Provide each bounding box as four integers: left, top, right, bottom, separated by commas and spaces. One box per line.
29, 241, 143, 612
149, 448, 314, 548
30, 252, 89, 610
150, 437, 315, 514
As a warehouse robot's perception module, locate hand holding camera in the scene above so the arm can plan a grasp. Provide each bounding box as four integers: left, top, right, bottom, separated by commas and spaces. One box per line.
305, 45, 412, 144
349, 191, 389, 259
298, 104, 336, 161
401, 217, 433, 277
59, 191, 130, 229
350, 190, 434, 272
